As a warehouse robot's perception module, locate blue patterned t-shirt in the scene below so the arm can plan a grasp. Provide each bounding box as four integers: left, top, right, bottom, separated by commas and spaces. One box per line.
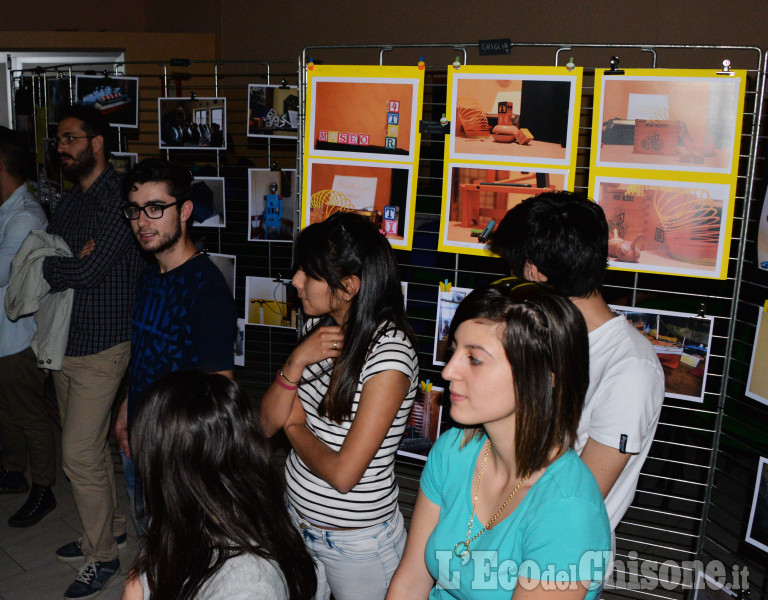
128, 254, 237, 421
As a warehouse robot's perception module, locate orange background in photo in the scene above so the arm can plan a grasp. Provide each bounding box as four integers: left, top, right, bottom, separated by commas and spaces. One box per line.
456, 78, 523, 113
310, 163, 394, 212
602, 80, 716, 142
313, 81, 414, 151
450, 168, 566, 222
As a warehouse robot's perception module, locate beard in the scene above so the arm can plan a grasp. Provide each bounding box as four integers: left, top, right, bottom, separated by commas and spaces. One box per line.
59, 143, 97, 180
135, 216, 183, 255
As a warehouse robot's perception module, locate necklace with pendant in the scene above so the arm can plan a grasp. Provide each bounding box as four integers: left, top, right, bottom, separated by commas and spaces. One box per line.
454, 439, 528, 558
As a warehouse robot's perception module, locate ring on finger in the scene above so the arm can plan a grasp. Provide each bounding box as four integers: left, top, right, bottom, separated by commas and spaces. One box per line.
333, 340, 338, 349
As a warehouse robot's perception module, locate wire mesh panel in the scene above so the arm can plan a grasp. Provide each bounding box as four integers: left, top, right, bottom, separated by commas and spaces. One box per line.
699, 54, 768, 600
297, 42, 763, 600
9, 41, 766, 600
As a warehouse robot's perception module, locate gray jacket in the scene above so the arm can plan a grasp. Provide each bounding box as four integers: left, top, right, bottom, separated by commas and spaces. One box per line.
5, 230, 74, 370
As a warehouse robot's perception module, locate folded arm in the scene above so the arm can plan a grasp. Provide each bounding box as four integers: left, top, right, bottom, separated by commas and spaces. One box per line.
260, 325, 343, 437
43, 208, 135, 292
283, 368, 410, 493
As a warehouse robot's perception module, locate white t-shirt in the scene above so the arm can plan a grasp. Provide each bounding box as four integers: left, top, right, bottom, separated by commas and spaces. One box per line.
575, 314, 665, 530
285, 319, 419, 528
140, 553, 288, 599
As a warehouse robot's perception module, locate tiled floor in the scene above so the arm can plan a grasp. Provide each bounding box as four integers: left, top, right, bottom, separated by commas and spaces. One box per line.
0, 447, 138, 600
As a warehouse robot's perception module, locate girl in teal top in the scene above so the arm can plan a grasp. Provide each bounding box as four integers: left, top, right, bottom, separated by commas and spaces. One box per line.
387, 281, 611, 600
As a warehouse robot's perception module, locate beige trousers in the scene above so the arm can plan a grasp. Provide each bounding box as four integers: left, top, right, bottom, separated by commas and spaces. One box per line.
53, 341, 129, 563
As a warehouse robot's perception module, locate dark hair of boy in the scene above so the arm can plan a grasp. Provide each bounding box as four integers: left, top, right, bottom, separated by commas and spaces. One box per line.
490, 191, 609, 298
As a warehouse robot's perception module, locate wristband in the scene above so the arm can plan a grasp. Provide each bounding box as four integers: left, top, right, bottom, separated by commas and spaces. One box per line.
275, 369, 298, 391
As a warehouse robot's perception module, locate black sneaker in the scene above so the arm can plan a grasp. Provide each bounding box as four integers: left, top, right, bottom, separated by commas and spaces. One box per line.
56, 533, 128, 563
8, 484, 56, 527
63, 558, 120, 600
0, 469, 28, 494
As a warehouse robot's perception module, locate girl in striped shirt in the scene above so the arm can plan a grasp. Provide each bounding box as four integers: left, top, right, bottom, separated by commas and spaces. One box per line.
261, 212, 419, 600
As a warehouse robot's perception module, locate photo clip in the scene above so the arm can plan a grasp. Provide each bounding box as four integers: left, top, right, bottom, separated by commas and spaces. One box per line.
717, 59, 735, 76
605, 55, 625, 75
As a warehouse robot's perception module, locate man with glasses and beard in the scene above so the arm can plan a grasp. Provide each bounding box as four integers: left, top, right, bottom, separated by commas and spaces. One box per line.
113, 158, 236, 537
44, 104, 145, 600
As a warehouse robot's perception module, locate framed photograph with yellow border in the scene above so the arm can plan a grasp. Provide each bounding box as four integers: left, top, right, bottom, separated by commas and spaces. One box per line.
301, 64, 424, 250
591, 174, 735, 279
302, 158, 414, 249
439, 164, 569, 254
437, 65, 582, 257
591, 69, 746, 175
446, 66, 582, 167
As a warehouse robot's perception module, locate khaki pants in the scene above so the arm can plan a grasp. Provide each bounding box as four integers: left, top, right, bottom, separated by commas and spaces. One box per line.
53, 341, 129, 563
0, 347, 55, 486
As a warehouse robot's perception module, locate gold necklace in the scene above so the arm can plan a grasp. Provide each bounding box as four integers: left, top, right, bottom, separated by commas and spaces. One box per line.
454, 440, 528, 558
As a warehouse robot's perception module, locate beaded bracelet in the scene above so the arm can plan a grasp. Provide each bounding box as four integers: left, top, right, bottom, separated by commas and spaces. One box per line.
275, 369, 298, 391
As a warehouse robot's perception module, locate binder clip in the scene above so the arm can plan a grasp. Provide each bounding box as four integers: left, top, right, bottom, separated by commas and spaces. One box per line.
605, 56, 624, 75
717, 59, 735, 76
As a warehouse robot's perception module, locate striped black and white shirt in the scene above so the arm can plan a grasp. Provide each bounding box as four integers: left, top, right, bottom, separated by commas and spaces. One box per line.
285, 319, 418, 528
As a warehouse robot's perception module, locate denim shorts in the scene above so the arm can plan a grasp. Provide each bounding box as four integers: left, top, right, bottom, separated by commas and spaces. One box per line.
287, 503, 407, 600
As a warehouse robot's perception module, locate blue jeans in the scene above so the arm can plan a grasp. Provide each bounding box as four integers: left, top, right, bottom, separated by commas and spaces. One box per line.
287, 503, 407, 600
120, 451, 146, 538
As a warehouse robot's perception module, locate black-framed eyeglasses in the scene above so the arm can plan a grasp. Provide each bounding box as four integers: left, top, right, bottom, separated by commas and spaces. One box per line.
52, 135, 93, 149
122, 202, 182, 220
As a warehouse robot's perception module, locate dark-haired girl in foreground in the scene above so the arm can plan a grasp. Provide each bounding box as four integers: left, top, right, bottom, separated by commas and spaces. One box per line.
387, 281, 611, 600
260, 212, 419, 600
120, 371, 316, 600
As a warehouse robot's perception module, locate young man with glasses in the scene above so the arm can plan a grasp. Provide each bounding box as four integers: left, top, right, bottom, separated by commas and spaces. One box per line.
44, 104, 145, 600
113, 158, 236, 535
490, 191, 664, 586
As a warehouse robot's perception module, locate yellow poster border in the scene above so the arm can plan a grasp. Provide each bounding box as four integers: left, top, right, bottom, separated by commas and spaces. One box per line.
301, 64, 425, 251
590, 68, 747, 178
588, 169, 737, 279
438, 65, 583, 257
588, 68, 747, 280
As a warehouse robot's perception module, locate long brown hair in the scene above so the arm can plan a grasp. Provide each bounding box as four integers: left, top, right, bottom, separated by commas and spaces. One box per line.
131, 371, 316, 600
450, 281, 589, 478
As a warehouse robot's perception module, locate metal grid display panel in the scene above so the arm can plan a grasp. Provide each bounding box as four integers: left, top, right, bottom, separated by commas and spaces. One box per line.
698, 55, 768, 600
10, 58, 303, 398
9, 42, 766, 600
295, 43, 763, 600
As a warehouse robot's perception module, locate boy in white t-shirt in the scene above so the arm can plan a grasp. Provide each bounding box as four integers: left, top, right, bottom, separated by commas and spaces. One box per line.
490, 191, 665, 572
